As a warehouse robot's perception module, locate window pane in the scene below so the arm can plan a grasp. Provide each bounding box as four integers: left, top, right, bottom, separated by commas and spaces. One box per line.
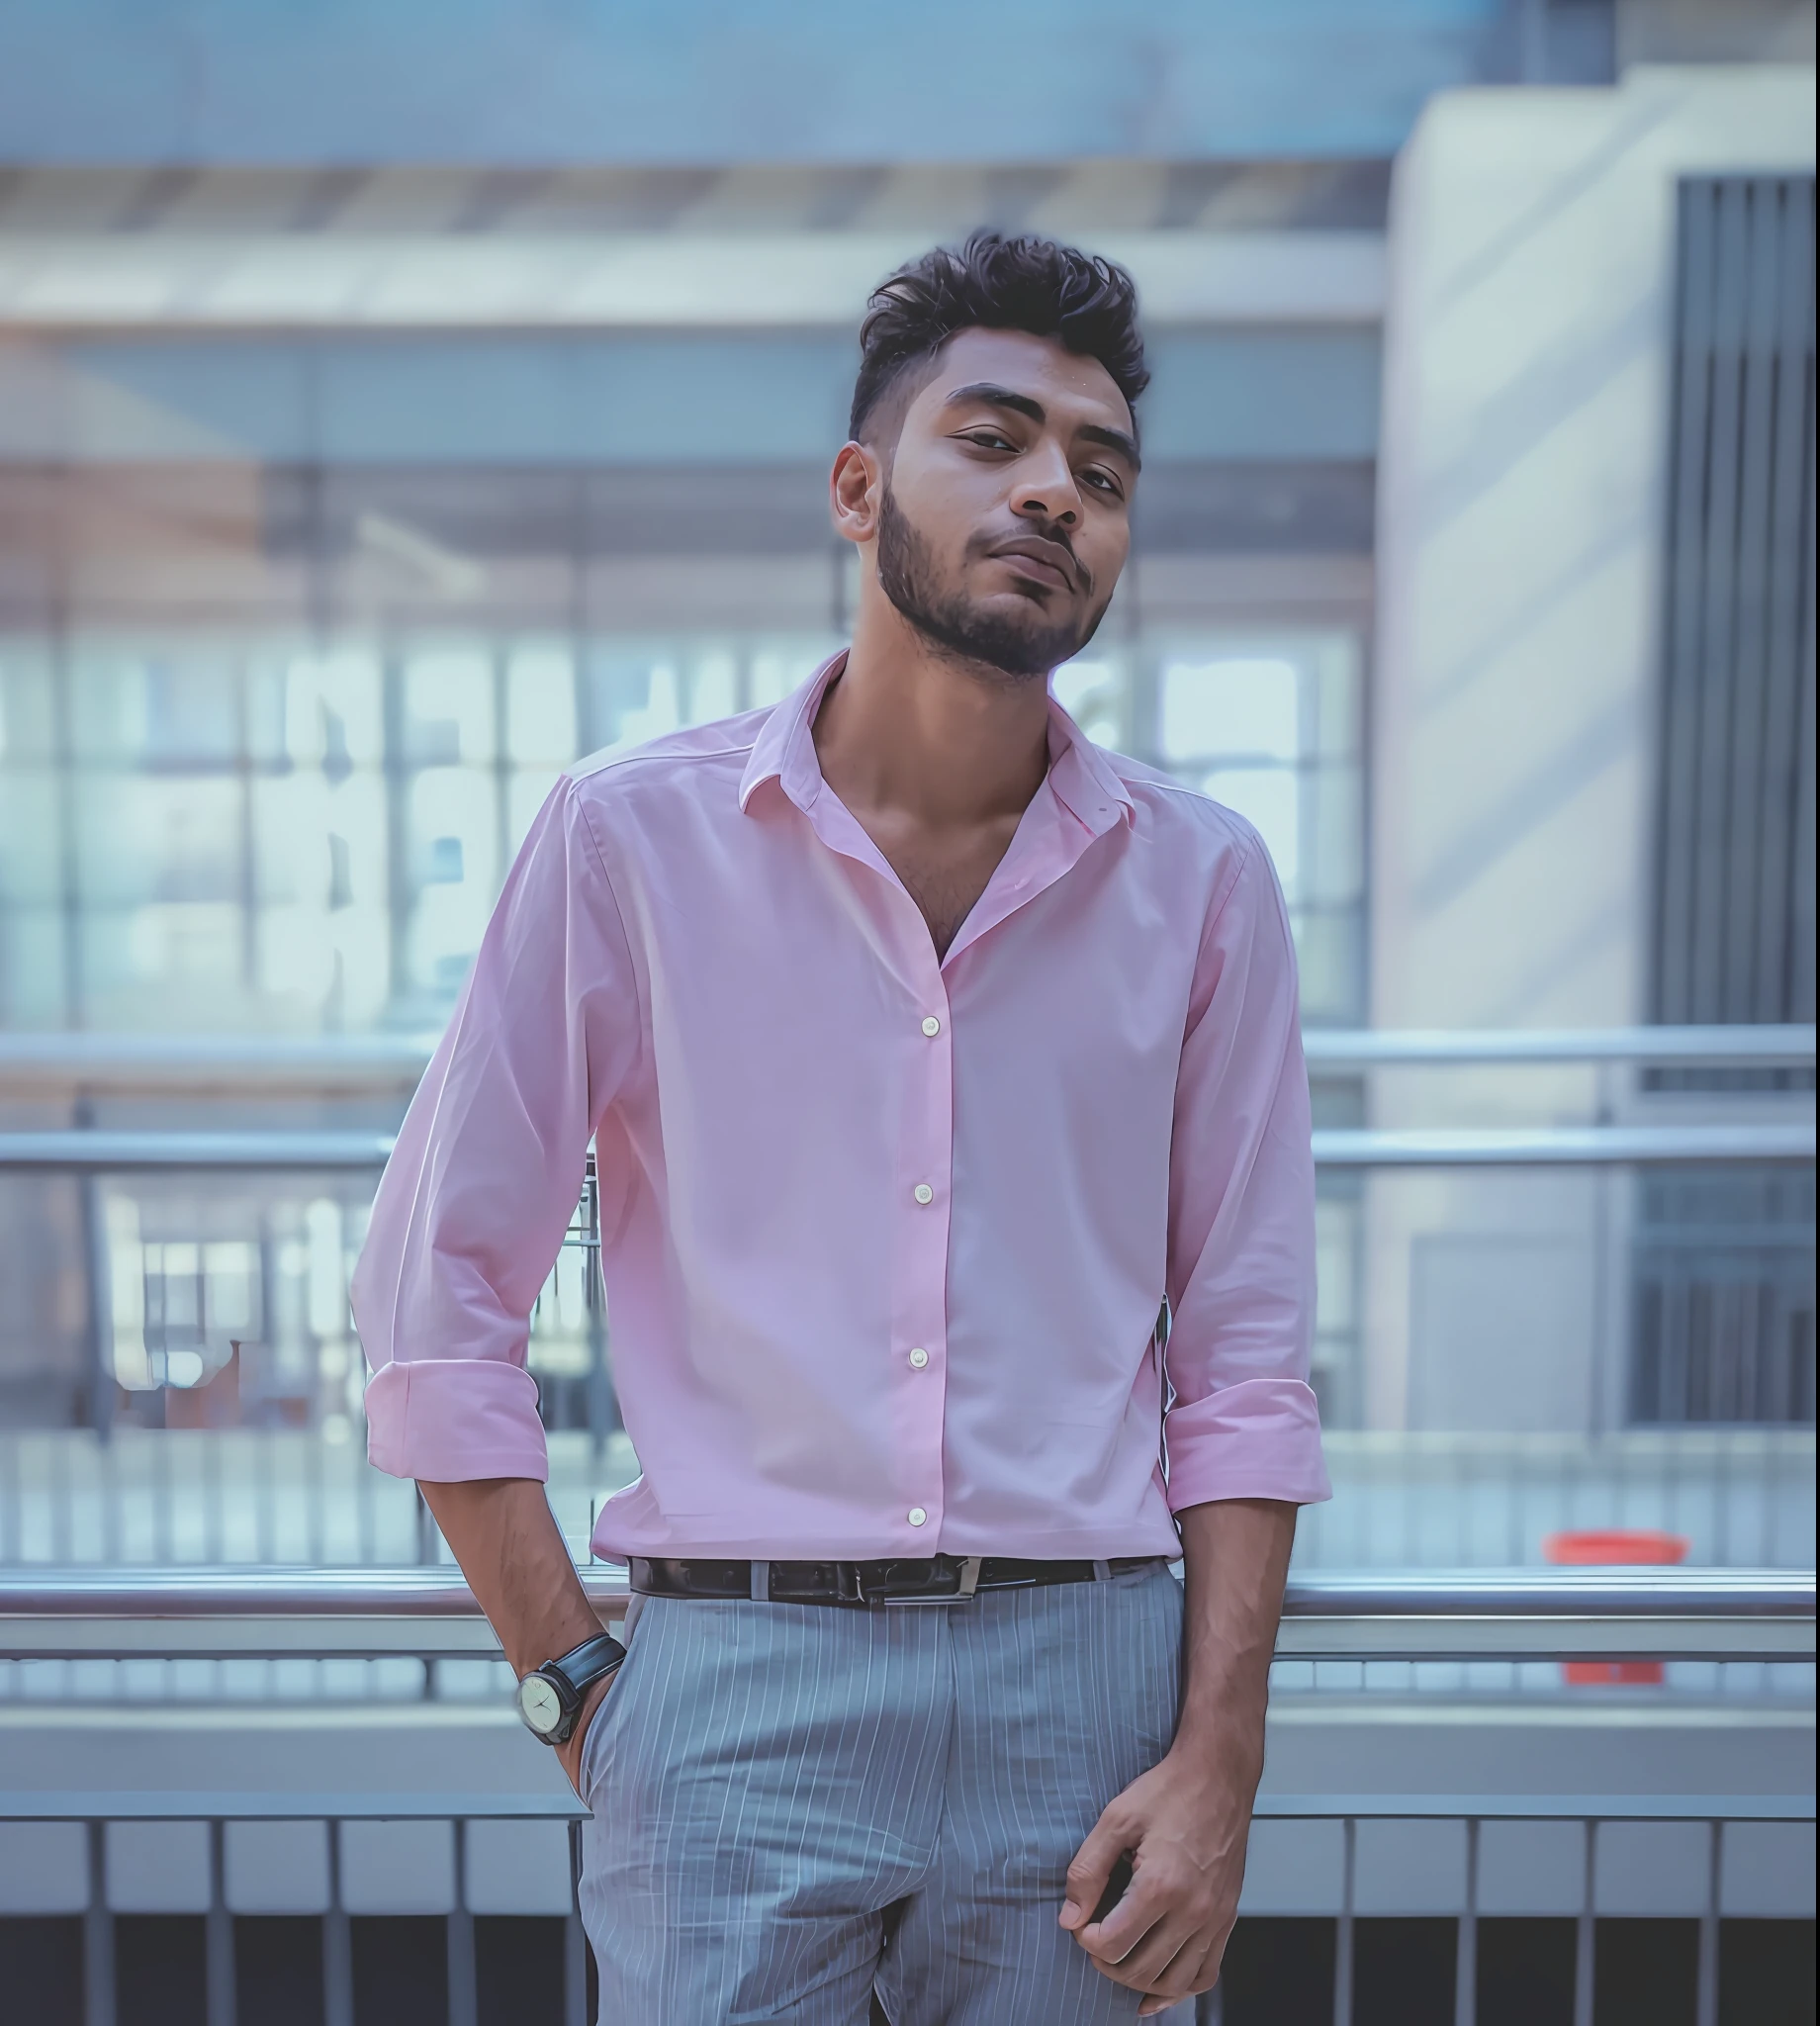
76, 774, 243, 909
0, 907, 68, 1025
0, 776, 61, 905
506, 644, 577, 765
0, 639, 55, 761
405, 647, 495, 765
1161, 656, 1300, 766
1051, 656, 1128, 748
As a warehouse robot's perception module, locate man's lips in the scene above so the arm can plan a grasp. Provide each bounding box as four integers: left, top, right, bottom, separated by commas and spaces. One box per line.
988, 539, 1078, 592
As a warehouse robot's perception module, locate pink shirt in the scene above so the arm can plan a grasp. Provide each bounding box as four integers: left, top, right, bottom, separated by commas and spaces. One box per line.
353, 655, 1329, 1560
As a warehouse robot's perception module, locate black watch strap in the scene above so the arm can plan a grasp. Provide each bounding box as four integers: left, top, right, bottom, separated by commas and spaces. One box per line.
550, 1631, 626, 1695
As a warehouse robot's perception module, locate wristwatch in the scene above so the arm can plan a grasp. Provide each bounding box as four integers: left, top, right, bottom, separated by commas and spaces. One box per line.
514, 1630, 627, 1745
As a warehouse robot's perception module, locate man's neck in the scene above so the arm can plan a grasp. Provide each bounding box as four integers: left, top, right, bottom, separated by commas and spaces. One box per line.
812, 575, 1051, 831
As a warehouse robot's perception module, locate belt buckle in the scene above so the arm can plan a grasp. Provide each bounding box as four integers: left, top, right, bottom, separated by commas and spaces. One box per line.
875, 1555, 984, 1607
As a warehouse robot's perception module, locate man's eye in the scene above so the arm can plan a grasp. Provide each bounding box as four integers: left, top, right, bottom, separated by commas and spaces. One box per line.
1082, 469, 1124, 498
963, 430, 1017, 451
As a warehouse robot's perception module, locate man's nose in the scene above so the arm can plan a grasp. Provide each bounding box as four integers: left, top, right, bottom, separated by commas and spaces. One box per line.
1013, 445, 1082, 527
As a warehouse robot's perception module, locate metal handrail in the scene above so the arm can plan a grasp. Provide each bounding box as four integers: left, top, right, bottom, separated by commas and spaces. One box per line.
1, 1566, 1811, 1665
1310, 1124, 1814, 1166
2, 1564, 1807, 1618
1302, 1024, 1816, 1068
0, 1121, 1812, 1171
0, 1032, 442, 1087
0, 1130, 399, 1170
2, 1791, 1807, 1823
0, 1024, 1810, 1090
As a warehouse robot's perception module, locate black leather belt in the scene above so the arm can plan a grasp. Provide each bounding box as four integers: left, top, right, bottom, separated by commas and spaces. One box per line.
627, 1554, 1167, 1608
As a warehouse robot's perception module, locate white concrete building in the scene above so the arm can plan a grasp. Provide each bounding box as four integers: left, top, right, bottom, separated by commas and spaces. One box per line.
1369, 64, 1815, 1434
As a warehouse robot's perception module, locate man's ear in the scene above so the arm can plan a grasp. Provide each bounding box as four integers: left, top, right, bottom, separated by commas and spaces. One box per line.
830, 441, 883, 546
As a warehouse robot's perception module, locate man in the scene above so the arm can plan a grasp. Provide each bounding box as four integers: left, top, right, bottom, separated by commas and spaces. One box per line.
352, 230, 1329, 2022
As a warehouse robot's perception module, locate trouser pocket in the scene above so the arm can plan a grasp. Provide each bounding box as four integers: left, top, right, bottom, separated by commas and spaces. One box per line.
580, 1592, 646, 1804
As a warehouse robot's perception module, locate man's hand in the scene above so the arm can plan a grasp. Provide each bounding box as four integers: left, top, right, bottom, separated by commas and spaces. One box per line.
1058, 1730, 1258, 2014
1060, 1498, 1297, 2016
554, 1671, 616, 1799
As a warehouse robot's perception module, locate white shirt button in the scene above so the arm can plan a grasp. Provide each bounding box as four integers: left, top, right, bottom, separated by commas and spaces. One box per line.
921, 1016, 942, 1037
907, 1507, 928, 1526
913, 1183, 934, 1205
908, 1347, 929, 1368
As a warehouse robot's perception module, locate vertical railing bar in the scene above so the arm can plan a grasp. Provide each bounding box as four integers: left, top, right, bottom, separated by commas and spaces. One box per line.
447, 1816, 477, 2026
101, 1410, 120, 1564
357, 1424, 375, 1567
206, 1815, 235, 2026
81, 1172, 116, 1468
586, 1144, 612, 1459
322, 1817, 353, 2026
84, 1815, 115, 2026
50, 1417, 71, 1563
256, 1218, 277, 1564
1574, 1816, 1597, 2026
1695, 1818, 1722, 2026
1454, 1816, 1478, 2026
205, 1413, 223, 1564
566, 1817, 589, 2026
310, 1420, 325, 1566
3, 1429, 17, 1563
1332, 1816, 1354, 2026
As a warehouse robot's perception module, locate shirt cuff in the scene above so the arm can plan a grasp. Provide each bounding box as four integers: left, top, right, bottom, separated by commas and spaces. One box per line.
1163, 1377, 1331, 1509
363, 1359, 550, 1483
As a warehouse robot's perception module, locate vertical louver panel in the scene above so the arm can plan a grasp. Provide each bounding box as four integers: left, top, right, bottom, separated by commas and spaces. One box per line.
1634, 179, 1817, 1429
1652, 174, 1816, 1028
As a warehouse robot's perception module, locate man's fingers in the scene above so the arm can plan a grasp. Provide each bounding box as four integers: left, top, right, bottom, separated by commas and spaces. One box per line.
1084, 1895, 1194, 1985
1058, 1808, 1135, 1930
1134, 1931, 1215, 2014
1077, 1865, 1170, 1963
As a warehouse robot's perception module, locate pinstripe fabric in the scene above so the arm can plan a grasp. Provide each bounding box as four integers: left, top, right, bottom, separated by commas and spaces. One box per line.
579, 1564, 1192, 2024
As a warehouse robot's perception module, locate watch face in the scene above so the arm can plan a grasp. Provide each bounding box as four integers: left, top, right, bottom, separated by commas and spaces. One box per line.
516, 1672, 565, 1737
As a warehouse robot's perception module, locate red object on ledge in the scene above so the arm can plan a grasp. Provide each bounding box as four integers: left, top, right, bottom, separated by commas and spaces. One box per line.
1545, 1528, 1691, 1686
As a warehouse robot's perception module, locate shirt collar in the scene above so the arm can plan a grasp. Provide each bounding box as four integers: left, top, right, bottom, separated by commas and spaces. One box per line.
1044, 691, 1137, 838
738, 647, 1137, 837
738, 651, 846, 816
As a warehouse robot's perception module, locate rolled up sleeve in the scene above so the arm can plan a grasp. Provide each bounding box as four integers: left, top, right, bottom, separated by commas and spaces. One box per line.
351, 775, 642, 1483
1162, 831, 1330, 1511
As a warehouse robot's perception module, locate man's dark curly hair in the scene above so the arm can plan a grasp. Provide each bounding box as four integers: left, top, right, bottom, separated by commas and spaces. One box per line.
849, 230, 1148, 446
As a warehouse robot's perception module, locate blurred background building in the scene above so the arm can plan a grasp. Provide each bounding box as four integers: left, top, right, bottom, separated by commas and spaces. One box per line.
0, 3, 1813, 2022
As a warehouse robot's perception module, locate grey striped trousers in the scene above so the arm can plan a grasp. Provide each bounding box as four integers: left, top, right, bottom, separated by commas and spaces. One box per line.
578, 1560, 1192, 2024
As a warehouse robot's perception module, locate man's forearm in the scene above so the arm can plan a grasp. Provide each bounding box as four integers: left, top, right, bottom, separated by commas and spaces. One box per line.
417, 1477, 603, 1678
1171, 1497, 1297, 1776
1059, 1497, 1300, 2011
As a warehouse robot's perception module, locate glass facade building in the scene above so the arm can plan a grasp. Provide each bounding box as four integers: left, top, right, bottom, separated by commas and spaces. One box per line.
0, 323, 1378, 1434
0, 347, 1373, 1039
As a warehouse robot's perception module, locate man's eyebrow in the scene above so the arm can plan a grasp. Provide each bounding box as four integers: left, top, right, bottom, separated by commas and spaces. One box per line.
1077, 420, 1141, 471
943, 381, 1047, 427
942, 381, 1140, 471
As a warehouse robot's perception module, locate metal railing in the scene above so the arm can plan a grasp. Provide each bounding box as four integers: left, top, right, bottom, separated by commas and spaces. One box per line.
2, 1024, 1810, 1170
0, 1121, 1813, 1170
0, 1564, 1812, 1662
3, 1424, 1811, 1582
0, 1569, 1812, 2026
2, 1023, 1812, 1089
1300, 1024, 1816, 1068
0, 1024, 1809, 1560
5, 1789, 1809, 2026
4, 1797, 588, 2026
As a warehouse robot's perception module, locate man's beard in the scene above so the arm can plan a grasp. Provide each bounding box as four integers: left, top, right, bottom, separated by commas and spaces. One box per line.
875, 487, 1104, 681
